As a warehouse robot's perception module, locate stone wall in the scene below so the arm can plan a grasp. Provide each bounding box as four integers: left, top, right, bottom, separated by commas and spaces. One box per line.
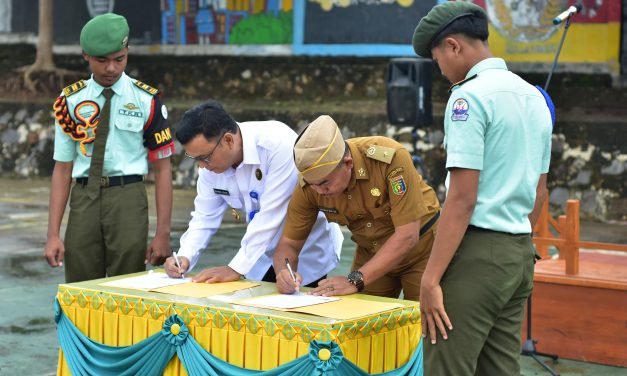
0, 49, 625, 220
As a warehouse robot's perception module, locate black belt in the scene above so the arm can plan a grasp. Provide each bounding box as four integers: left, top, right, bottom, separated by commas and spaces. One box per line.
76, 175, 143, 188
420, 211, 440, 236
467, 225, 491, 232
467, 225, 529, 237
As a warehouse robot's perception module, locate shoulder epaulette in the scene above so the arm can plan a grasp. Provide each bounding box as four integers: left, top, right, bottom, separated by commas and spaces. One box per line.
133, 80, 159, 95
62, 80, 86, 97
365, 145, 396, 164
448, 74, 478, 94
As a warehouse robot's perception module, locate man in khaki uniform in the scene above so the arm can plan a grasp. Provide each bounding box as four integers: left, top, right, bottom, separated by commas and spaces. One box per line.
273, 115, 440, 300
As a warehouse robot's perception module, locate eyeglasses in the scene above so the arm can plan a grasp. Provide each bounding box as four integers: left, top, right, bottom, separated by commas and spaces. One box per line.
184, 132, 225, 163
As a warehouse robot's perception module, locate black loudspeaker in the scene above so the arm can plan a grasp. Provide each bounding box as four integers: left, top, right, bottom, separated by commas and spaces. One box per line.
386, 57, 433, 127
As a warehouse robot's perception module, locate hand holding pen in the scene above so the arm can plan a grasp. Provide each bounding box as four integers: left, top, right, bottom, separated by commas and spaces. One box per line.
173, 251, 184, 278
165, 249, 189, 279
282, 258, 301, 294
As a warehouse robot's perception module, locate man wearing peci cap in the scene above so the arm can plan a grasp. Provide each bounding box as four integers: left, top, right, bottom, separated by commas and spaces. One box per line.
44, 13, 175, 282
272, 115, 440, 301
163, 100, 343, 287
412, 2, 552, 374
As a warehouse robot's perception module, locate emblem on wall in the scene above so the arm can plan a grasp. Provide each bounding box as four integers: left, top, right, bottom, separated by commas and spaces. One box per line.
87, 0, 115, 18
485, 0, 567, 42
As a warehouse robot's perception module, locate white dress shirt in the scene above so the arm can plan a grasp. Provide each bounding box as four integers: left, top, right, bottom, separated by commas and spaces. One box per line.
178, 121, 343, 285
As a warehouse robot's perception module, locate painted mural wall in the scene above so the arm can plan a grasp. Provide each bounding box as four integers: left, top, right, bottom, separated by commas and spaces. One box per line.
0, 0, 621, 74
476, 0, 621, 73
161, 0, 294, 45
159, 0, 621, 73
303, 0, 434, 44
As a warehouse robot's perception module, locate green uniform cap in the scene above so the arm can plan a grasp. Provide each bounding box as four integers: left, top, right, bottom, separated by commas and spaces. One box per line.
80, 13, 129, 57
412, 1, 487, 58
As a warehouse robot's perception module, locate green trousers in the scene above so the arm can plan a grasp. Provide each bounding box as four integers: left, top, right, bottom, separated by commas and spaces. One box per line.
352, 225, 436, 301
424, 229, 535, 376
64, 181, 148, 283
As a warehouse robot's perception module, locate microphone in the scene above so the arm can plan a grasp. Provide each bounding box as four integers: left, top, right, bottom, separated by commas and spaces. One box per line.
553, 3, 583, 25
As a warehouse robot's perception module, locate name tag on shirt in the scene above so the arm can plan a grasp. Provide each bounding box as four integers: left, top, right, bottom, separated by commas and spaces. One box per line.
319, 206, 339, 214
213, 188, 230, 196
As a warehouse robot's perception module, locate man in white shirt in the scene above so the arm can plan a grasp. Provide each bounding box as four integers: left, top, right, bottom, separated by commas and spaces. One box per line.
164, 100, 343, 286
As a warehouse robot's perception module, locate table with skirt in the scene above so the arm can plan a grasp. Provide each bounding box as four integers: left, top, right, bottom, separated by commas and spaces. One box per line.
54, 272, 423, 375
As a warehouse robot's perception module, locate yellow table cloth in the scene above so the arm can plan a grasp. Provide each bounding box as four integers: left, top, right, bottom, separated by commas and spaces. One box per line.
55, 272, 421, 375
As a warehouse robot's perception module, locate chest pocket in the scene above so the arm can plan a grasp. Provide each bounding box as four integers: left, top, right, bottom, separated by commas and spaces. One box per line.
114, 116, 144, 152
369, 201, 391, 219
115, 116, 144, 132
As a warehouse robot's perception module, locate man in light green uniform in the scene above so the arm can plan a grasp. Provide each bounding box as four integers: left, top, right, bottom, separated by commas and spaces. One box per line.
412, 2, 552, 374
44, 13, 175, 282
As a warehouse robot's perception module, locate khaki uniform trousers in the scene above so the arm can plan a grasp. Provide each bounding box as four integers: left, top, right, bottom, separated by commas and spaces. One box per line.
352, 225, 437, 301
424, 229, 535, 376
64, 181, 148, 283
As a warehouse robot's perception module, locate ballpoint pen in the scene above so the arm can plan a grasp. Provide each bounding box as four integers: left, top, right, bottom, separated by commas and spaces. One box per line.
173, 251, 185, 278
285, 258, 299, 292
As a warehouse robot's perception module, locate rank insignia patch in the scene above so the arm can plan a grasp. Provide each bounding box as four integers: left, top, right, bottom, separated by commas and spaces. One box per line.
62, 80, 86, 97
452, 98, 469, 121
390, 175, 407, 196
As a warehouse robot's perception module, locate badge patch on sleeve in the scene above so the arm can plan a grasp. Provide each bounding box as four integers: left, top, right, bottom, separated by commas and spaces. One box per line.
389, 175, 407, 196
451, 98, 469, 121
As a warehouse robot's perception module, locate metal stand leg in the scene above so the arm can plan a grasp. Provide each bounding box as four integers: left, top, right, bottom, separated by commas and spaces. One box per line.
521, 294, 560, 375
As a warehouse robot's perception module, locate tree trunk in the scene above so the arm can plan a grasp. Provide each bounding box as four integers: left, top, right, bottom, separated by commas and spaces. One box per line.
33, 0, 55, 69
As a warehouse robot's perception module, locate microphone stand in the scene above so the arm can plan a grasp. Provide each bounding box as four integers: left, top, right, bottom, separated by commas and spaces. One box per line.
521, 14, 574, 376
544, 15, 573, 91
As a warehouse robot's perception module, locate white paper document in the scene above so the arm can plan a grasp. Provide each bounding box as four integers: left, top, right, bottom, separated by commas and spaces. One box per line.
240, 294, 340, 309
100, 272, 191, 290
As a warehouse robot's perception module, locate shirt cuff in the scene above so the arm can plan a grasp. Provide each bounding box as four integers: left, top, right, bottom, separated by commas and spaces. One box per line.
446, 152, 483, 170
177, 247, 201, 273
148, 143, 175, 162
228, 249, 253, 277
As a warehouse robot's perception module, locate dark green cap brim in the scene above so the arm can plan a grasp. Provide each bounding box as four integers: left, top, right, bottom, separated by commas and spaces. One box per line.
412, 2, 487, 58
80, 13, 129, 57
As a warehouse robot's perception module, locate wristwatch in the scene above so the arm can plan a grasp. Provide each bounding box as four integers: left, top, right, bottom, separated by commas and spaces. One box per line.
347, 270, 365, 292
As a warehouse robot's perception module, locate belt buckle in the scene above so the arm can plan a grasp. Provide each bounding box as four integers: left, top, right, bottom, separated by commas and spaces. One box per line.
100, 177, 109, 187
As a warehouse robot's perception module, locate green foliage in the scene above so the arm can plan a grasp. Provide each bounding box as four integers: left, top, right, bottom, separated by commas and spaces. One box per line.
230, 11, 292, 45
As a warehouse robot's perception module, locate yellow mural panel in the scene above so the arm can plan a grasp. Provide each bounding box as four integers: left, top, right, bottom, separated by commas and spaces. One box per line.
253, 0, 265, 14
489, 23, 621, 73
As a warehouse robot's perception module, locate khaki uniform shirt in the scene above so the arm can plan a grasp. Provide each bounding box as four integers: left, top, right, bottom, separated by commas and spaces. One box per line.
284, 136, 440, 252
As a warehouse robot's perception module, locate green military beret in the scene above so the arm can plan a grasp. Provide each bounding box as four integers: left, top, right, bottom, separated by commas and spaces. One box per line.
80, 13, 129, 57
412, 1, 487, 58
